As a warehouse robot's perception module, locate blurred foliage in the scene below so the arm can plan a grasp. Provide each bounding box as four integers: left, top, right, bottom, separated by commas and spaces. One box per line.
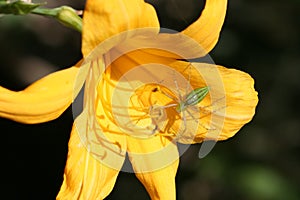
0, 0, 299, 199
0, 1, 82, 32
0, 1, 41, 15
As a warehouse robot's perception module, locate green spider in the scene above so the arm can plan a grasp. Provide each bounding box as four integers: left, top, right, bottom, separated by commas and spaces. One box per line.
150, 85, 210, 135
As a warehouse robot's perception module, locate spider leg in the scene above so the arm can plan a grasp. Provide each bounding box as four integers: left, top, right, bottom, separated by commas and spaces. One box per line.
172, 70, 184, 102
198, 97, 227, 119
175, 109, 188, 140
185, 107, 199, 122
127, 104, 167, 135
154, 85, 178, 102
187, 96, 226, 117
186, 107, 215, 131
185, 63, 192, 97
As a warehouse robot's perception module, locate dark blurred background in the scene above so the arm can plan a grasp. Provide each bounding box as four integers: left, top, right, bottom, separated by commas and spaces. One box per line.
0, 0, 299, 199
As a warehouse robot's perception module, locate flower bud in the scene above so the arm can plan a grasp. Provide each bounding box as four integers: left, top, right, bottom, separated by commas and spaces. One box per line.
55, 6, 82, 33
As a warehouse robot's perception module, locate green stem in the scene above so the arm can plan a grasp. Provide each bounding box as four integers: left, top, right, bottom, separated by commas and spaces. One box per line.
30, 7, 57, 17
0, 1, 82, 33
31, 6, 82, 33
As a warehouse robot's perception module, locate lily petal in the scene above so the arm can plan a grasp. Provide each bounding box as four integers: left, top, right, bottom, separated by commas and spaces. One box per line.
90, 49, 257, 143
57, 125, 124, 200
116, 0, 227, 59
68, 52, 179, 200
74, 56, 128, 171
0, 61, 82, 124
182, 0, 227, 54
127, 135, 179, 200
166, 61, 258, 143
82, 0, 160, 56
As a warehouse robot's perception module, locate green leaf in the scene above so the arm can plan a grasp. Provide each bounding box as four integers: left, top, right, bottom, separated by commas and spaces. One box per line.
0, 1, 41, 15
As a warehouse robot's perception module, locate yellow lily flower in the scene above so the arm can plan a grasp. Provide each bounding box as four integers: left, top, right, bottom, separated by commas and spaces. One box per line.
0, 0, 258, 199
